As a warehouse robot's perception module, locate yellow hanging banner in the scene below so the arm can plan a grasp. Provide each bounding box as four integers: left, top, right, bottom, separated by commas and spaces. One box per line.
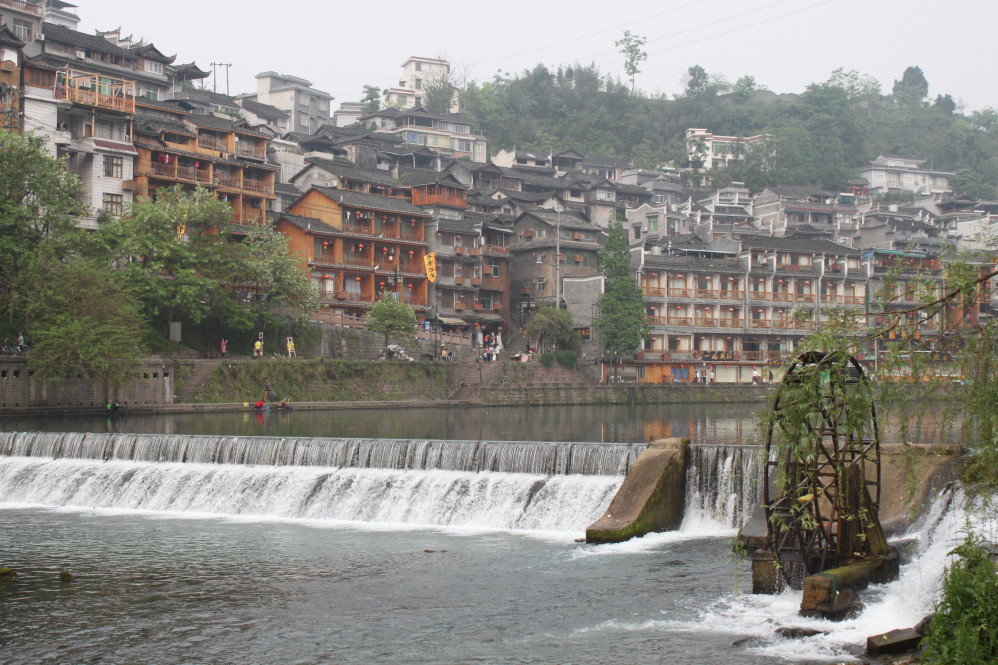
423, 251, 437, 283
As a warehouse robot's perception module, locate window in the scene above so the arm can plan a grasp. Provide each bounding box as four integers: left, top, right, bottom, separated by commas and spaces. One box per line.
94, 120, 114, 139
646, 214, 659, 231
454, 139, 472, 152
534, 228, 546, 238
102, 193, 123, 216
487, 260, 500, 277
103, 156, 123, 178
535, 252, 545, 264
12, 19, 31, 42
415, 62, 422, 71
142, 87, 159, 101
535, 277, 546, 293
415, 78, 423, 90
145, 60, 163, 74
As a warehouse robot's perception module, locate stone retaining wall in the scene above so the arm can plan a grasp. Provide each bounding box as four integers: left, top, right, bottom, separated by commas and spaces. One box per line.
0, 358, 174, 409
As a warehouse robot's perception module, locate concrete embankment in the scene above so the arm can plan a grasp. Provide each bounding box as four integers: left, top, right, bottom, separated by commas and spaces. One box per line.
586, 438, 688, 544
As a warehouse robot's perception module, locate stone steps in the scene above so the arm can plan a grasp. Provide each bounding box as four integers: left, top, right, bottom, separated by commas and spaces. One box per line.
175, 360, 222, 403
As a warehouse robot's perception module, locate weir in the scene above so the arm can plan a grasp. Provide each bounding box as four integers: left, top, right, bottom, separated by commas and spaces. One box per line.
0, 432, 644, 532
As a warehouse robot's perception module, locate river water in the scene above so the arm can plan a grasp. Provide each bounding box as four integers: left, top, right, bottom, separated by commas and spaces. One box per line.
0, 404, 982, 664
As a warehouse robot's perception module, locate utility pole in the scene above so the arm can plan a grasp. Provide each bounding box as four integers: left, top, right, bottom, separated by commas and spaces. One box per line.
210, 62, 232, 95
555, 210, 561, 309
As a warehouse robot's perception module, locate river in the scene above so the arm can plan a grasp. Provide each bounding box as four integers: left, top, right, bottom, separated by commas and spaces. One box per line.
0, 404, 981, 664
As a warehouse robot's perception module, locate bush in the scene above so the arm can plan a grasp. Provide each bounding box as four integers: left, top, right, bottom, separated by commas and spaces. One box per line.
538, 352, 555, 368
921, 534, 998, 665
555, 350, 577, 369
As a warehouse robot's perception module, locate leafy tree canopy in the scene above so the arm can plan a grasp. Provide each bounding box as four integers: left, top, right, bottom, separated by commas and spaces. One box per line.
526, 306, 578, 352
366, 294, 418, 353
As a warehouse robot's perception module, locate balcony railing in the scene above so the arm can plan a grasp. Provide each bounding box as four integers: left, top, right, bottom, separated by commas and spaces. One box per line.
642, 286, 666, 297
718, 290, 742, 300
410, 190, 468, 208
197, 135, 227, 151
341, 256, 372, 267
483, 244, 509, 255
343, 223, 374, 236
236, 145, 265, 160
400, 230, 424, 242
150, 162, 176, 178
3, 0, 43, 15
55, 86, 135, 113
668, 288, 692, 298
242, 177, 272, 194
214, 174, 240, 188
177, 165, 211, 183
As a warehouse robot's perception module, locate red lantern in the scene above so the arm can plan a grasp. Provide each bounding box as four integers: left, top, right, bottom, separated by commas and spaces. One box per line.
407, 283, 414, 289
322, 241, 329, 247
354, 276, 362, 282
379, 281, 385, 287
322, 274, 330, 280
408, 250, 415, 256
358, 243, 364, 250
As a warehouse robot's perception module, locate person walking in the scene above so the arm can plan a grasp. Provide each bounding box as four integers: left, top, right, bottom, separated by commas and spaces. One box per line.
220, 338, 228, 358
253, 339, 263, 359
752, 367, 760, 384
264, 378, 276, 402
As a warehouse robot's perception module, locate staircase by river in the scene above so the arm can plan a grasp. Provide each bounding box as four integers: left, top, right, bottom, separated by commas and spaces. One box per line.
174, 359, 221, 403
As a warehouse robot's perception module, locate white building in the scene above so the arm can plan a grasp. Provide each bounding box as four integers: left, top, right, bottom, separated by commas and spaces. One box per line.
858, 155, 953, 197
384, 56, 458, 112
250, 72, 332, 135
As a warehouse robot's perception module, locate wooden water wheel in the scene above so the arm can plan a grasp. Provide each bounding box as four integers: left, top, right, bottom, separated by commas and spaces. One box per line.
763, 351, 885, 588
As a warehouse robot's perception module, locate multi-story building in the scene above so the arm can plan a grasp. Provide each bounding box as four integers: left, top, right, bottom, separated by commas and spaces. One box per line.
0, 25, 23, 133
685, 128, 770, 170
383, 56, 456, 112
132, 100, 276, 223
249, 71, 332, 135
510, 209, 603, 310
276, 186, 431, 320
359, 107, 487, 162
753, 185, 860, 241
632, 234, 865, 383
858, 154, 953, 197
0, 0, 42, 46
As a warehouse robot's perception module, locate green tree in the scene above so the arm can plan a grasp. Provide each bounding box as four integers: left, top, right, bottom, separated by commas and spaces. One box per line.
229, 223, 317, 332
526, 306, 577, 352
596, 218, 648, 379
366, 294, 417, 355
23, 256, 145, 393
360, 85, 382, 114
0, 130, 86, 325
615, 30, 647, 93
96, 187, 235, 336
892, 65, 929, 105
682, 65, 710, 99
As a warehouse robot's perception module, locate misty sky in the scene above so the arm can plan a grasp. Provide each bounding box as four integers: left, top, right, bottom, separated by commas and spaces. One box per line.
77, 0, 997, 113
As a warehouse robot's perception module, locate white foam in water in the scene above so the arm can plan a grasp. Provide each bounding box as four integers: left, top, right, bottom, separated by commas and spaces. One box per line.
679, 487, 995, 662
0, 456, 622, 534
681, 445, 764, 534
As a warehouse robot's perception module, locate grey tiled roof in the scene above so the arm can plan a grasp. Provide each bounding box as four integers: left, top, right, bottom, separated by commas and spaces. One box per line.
277, 213, 338, 235
302, 158, 403, 188
742, 234, 860, 255
765, 185, 838, 200
517, 209, 600, 232
43, 22, 133, 58
184, 114, 271, 138
239, 99, 289, 121
312, 186, 429, 216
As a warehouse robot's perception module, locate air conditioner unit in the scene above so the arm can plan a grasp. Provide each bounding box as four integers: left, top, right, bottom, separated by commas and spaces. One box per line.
76, 49, 85, 58
36, 33, 44, 41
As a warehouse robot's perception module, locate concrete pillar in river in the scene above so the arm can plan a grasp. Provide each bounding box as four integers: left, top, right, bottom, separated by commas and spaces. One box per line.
585, 438, 688, 544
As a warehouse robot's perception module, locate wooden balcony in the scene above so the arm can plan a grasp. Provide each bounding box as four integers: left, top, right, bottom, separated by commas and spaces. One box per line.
642, 286, 666, 297
483, 244, 509, 255
214, 174, 240, 188
341, 256, 372, 267
236, 145, 266, 160
243, 177, 272, 195
177, 165, 211, 183
55, 81, 135, 114
667, 288, 692, 298
718, 290, 742, 300
410, 189, 468, 208
400, 230, 424, 242
343, 223, 375, 236
150, 162, 176, 178
198, 135, 227, 151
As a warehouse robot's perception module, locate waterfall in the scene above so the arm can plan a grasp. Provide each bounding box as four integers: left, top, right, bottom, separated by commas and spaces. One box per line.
0, 432, 643, 476
0, 432, 640, 532
682, 445, 764, 532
